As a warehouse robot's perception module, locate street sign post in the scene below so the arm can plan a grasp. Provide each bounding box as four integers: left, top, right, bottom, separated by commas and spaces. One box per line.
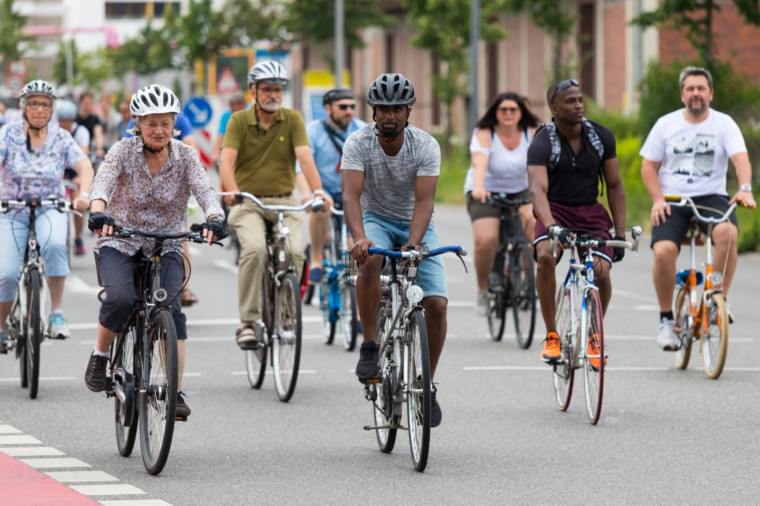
183, 96, 213, 129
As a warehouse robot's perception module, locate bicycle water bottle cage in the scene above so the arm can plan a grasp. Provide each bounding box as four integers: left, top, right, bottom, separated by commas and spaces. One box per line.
675, 270, 703, 286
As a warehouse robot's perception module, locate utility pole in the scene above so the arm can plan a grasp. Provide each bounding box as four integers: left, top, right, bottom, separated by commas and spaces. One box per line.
334, 0, 345, 89
469, 0, 480, 134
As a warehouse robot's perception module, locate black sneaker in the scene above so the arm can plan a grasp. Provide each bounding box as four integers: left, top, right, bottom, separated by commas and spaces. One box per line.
176, 391, 191, 421
431, 384, 442, 428
85, 352, 109, 392
355, 341, 380, 383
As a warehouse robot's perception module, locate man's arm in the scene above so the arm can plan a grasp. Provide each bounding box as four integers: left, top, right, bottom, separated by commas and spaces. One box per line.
294, 145, 324, 193
729, 152, 757, 208
94, 124, 105, 156
602, 157, 626, 235
528, 164, 556, 230
408, 176, 437, 247
343, 170, 372, 264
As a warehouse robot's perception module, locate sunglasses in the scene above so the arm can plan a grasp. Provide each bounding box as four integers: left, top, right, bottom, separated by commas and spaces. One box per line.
549, 79, 580, 104
258, 87, 284, 95
337, 103, 356, 111
498, 106, 519, 114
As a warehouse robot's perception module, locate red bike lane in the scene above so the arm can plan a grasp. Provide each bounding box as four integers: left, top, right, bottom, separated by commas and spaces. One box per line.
0, 452, 97, 506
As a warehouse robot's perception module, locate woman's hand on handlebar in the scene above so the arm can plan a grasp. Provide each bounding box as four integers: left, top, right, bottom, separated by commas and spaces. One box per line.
88, 212, 116, 237
471, 186, 489, 204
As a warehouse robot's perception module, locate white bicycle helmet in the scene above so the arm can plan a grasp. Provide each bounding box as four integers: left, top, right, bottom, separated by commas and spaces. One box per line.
56, 100, 77, 120
129, 84, 181, 117
247, 60, 289, 87
21, 80, 57, 101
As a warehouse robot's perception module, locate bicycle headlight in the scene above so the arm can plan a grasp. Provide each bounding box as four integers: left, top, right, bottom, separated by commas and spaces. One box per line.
406, 285, 424, 304
709, 271, 723, 287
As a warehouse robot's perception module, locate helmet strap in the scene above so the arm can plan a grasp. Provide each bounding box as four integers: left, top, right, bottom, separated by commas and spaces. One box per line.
142, 140, 165, 154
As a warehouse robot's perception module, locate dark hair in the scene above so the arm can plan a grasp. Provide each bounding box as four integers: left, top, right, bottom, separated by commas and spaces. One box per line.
78, 91, 94, 103
679, 66, 713, 90
475, 92, 539, 133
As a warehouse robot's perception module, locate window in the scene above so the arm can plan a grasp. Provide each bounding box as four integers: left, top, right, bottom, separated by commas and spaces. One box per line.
105, 2, 180, 20
578, 2, 596, 100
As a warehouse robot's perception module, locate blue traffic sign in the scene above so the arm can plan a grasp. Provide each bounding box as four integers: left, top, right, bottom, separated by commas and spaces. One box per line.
183, 96, 213, 129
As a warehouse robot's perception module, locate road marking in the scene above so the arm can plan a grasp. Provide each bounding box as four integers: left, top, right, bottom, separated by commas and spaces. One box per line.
463, 365, 760, 372
0, 376, 76, 382
183, 372, 203, 377
45, 470, 119, 483
22, 457, 91, 469
0, 424, 22, 434
0, 435, 42, 445
65, 275, 101, 295
1, 446, 66, 457
100, 500, 173, 506
71, 484, 145, 496
605, 334, 752, 343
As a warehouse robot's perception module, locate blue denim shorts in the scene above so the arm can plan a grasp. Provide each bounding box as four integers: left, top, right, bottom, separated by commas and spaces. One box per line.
363, 212, 447, 300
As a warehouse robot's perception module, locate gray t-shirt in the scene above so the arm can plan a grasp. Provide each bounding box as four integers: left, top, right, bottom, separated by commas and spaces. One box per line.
341, 124, 441, 221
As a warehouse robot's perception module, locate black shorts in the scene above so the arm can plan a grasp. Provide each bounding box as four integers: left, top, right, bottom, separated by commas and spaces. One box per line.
466, 189, 531, 222
651, 194, 738, 248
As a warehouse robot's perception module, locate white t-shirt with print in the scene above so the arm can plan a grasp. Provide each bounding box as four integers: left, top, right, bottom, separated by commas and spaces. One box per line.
640, 108, 746, 197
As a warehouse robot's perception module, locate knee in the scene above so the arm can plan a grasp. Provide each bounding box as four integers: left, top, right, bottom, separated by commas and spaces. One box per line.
103, 286, 136, 313
424, 297, 447, 318
535, 249, 555, 273
358, 257, 382, 279
474, 232, 498, 252
239, 241, 267, 261
653, 241, 678, 263
713, 224, 738, 247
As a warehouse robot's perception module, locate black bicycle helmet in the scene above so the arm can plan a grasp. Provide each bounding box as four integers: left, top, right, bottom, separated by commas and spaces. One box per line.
367, 73, 416, 107
323, 88, 354, 106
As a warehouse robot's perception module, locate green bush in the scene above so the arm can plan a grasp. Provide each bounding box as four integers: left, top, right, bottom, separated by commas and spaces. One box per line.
436, 143, 469, 204
585, 100, 639, 139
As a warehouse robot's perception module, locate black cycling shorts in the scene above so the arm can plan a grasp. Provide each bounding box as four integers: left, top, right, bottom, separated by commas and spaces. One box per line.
651, 194, 738, 249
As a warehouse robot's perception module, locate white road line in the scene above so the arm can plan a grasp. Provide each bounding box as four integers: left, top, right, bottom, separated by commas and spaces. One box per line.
0, 424, 22, 434
614, 288, 654, 303
21, 457, 91, 469
45, 470, 119, 483
1, 446, 65, 457
230, 370, 318, 376
65, 275, 101, 295
100, 500, 173, 506
0, 435, 42, 445
183, 372, 203, 377
72, 484, 145, 496
0, 376, 76, 382
463, 365, 760, 372
605, 334, 752, 343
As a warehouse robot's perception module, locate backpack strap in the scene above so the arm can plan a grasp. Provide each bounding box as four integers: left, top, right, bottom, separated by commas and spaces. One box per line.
322, 120, 346, 156
544, 119, 604, 171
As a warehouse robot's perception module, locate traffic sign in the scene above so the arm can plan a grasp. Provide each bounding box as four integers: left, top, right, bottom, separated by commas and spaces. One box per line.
183, 96, 213, 129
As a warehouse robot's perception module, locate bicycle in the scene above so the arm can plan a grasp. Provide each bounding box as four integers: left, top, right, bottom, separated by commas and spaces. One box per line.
318, 206, 360, 351
665, 195, 738, 379
102, 225, 220, 475
484, 195, 537, 348
550, 226, 641, 425
363, 245, 467, 472
222, 191, 324, 402
1, 197, 78, 400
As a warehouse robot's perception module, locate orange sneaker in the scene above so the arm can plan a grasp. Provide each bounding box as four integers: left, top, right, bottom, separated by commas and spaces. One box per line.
541, 331, 561, 364
587, 333, 606, 371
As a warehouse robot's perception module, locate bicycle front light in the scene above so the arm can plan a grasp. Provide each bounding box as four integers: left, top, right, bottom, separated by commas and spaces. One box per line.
406, 285, 424, 304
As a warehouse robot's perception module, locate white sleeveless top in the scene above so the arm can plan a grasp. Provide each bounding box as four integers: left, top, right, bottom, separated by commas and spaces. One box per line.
463, 128, 531, 194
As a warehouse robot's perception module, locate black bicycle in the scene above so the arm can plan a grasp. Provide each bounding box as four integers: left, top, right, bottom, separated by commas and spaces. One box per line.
103, 226, 220, 475
485, 195, 537, 348
1, 197, 78, 399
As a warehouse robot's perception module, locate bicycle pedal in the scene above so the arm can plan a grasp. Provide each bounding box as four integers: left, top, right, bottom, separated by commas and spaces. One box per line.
360, 377, 381, 385
176, 415, 188, 422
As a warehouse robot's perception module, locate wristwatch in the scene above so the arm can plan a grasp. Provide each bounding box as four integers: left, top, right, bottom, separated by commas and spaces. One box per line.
739, 183, 752, 192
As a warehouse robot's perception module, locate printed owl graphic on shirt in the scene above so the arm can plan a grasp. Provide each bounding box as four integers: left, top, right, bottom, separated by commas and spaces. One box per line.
669, 132, 716, 180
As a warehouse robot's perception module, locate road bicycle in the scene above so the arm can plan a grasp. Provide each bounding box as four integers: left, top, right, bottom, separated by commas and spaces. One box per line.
550, 226, 641, 425
363, 245, 467, 472
103, 226, 220, 475
666, 195, 738, 379
484, 194, 536, 348
318, 206, 360, 351
222, 192, 323, 402
1, 197, 78, 400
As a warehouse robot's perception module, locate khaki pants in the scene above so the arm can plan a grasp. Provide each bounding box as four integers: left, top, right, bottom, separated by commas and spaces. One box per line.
228, 196, 305, 322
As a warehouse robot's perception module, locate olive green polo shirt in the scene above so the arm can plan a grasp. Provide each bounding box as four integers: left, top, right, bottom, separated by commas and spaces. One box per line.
223, 107, 309, 196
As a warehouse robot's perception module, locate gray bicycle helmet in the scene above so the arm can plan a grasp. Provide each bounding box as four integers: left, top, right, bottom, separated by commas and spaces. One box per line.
56, 99, 77, 120
21, 79, 57, 101
247, 60, 289, 87
367, 73, 415, 107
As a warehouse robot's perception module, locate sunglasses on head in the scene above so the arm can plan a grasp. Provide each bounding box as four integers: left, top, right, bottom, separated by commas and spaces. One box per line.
549, 79, 580, 104
337, 103, 356, 111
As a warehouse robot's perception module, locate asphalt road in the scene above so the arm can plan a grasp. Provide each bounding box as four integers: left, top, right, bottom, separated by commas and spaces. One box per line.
1, 204, 759, 505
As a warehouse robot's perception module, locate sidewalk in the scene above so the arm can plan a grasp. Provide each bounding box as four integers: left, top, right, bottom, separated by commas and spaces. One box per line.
0, 452, 97, 506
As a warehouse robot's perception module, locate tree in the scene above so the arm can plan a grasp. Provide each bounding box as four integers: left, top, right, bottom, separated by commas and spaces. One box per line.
406, 0, 506, 151
177, 0, 235, 66
632, 0, 760, 68
0, 0, 33, 69
109, 20, 177, 76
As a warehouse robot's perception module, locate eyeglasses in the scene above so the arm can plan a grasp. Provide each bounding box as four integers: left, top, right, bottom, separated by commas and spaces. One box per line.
549, 79, 580, 104
337, 104, 356, 111
498, 106, 519, 114
258, 87, 284, 95
26, 101, 52, 111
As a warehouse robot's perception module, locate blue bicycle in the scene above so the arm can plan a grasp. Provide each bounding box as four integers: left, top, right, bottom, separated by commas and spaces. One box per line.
318, 207, 360, 351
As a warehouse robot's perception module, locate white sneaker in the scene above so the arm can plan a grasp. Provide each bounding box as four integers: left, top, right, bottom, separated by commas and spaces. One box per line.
476, 291, 488, 317
656, 318, 678, 351
48, 312, 71, 339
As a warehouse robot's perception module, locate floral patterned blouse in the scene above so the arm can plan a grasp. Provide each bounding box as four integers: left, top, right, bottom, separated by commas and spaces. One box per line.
90, 136, 223, 256
0, 120, 85, 200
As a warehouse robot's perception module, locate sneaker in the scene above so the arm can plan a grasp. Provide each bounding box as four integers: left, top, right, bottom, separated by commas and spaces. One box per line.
355, 341, 380, 383
48, 312, 71, 339
0, 329, 7, 354
180, 288, 199, 307
176, 391, 191, 421
587, 333, 606, 371
431, 384, 442, 428
476, 291, 488, 317
74, 238, 86, 256
656, 318, 679, 351
541, 331, 561, 364
85, 352, 109, 392
308, 267, 324, 284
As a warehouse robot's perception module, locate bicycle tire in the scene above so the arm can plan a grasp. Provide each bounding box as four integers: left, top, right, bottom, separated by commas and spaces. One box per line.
139, 309, 177, 475
405, 309, 431, 473
372, 304, 396, 453
115, 323, 138, 457
486, 288, 507, 342
511, 241, 536, 349
552, 287, 574, 411
272, 272, 302, 402
26, 269, 42, 400
341, 284, 359, 351
674, 286, 692, 370
583, 289, 605, 425
320, 282, 336, 344
702, 292, 729, 379
13, 295, 28, 388
247, 274, 272, 390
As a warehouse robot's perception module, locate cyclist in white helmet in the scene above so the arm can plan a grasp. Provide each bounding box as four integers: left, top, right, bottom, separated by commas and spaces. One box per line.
0, 80, 94, 351
84, 84, 226, 421
220, 60, 332, 348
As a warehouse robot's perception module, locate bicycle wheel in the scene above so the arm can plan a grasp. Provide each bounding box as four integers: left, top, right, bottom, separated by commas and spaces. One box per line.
582, 289, 605, 425
372, 304, 396, 453
115, 323, 138, 457
511, 241, 536, 349
674, 286, 692, 370
552, 287, 574, 411
319, 282, 336, 344
702, 292, 729, 379
246, 273, 272, 390
10, 294, 28, 388
339, 283, 359, 351
25, 270, 42, 400
139, 309, 177, 475
405, 309, 431, 473
272, 272, 302, 402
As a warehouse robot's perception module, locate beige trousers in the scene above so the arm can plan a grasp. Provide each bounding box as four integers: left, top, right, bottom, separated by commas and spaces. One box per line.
228, 196, 305, 322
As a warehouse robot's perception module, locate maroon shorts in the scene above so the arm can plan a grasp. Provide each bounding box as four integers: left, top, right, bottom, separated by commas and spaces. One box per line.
533, 201, 614, 264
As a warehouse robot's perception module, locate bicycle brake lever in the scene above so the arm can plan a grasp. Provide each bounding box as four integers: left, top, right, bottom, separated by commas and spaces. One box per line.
457, 252, 469, 274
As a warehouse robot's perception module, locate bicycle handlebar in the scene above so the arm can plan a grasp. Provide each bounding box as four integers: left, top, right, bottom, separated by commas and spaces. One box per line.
368, 245, 467, 259
549, 225, 642, 254
221, 191, 325, 213
485, 194, 531, 208
0, 197, 80, 216
112, 225, 223, 246
663, 194, 738, 224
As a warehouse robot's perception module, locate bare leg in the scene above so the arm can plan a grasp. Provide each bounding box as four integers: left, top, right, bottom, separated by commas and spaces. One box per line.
535, 241, 557, 333
593, 258, 612, 314
711, 222, 738, 296
0, 301, 11, 330
422, 296, 447, 378
178, 340, 186, 390
472, 218, 499, 292
309, 211, 330, 268
47, 276, 66, 312
652, 240, 679, 312
519, 204, 536, 242
356, 257, 383, 343
95, 323, 118, 353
